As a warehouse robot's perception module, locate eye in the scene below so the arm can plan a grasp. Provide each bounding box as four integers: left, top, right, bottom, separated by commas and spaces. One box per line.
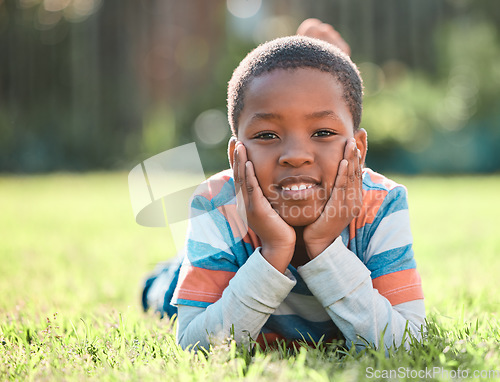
254, 132, 278, 140
312, 129, 336, 137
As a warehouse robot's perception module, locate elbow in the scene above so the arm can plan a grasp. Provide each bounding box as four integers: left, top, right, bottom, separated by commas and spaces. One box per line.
176, 331, 190, 350
386, 319, 427, 351
176, 326, 211, 351
401, 319, 427, 349
346, 319, 426, 353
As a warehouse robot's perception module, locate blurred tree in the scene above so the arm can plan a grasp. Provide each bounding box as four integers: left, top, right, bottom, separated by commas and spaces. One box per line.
0, 0, 499, 173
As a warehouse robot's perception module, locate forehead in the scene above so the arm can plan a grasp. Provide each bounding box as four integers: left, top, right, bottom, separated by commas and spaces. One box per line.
241, 68, 353, 128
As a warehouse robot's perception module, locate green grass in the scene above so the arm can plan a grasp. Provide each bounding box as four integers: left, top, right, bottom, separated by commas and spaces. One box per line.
0, 172, 499, 381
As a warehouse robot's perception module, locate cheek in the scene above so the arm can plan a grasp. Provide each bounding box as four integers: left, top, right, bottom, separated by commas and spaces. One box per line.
321, 156, 343, 188
244, 146, 274, 188
328, 138, 348, 174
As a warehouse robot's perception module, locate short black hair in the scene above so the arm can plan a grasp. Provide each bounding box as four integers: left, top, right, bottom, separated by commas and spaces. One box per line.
227, 36, 363, 135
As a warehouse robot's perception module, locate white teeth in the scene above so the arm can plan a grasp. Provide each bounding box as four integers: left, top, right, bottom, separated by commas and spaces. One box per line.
281, 184, 314, 191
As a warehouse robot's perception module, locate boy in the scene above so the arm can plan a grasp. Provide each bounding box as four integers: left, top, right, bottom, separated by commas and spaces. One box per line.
143, 25, 425, 351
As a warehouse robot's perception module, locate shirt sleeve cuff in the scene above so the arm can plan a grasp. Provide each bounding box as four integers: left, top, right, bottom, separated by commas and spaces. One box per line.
297, 236, 371, 307
228, 247, 297, 313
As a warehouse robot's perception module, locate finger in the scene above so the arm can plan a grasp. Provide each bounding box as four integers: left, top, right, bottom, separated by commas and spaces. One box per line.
335, 159, 348, 191
345, 138, 361, 202
335, 139, 352, 195
233, 144, 247, 221
245, 160, 276, 218
356, 148, 362, 177
327, 158, 348, 211
341, 138, 354, 183
347, 138, 358, 184
245, 160, 263, 201
346, 141, 363, 215
343, 137, 356, 159
233, 144, 240, 192
235, 142, 250, 207
323, 159, 348, 220
355, 147, 363, 188
356, 147, 364, 211
234, 142, 245, 193
349, 139, 363, 192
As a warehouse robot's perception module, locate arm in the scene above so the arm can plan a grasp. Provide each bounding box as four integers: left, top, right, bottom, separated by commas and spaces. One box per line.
298, 187, 425, 350
298, 237, 425, 351
233, 141, 296, 273
176, 249, 296, 349
173, 147, 297, 349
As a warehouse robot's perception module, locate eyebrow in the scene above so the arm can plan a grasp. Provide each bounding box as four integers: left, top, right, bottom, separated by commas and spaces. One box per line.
249, 113, 282, 124
249, 110, 340, 124
305, 110, 341, 120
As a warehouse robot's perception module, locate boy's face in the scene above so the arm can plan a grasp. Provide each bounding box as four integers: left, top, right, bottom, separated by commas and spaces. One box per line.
233, 68, 366, 227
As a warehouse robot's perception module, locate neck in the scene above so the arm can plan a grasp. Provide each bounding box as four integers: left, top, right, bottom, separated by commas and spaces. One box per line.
290, 227, 309, 268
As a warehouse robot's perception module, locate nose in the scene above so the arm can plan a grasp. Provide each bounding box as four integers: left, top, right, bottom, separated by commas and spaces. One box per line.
278, 137, 314, 167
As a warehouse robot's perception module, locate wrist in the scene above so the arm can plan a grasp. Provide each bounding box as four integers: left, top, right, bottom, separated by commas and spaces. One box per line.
260, 243, 295, 274
305, 238, 337, 259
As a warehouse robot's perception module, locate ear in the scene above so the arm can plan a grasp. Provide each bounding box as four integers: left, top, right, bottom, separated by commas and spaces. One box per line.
354, 128, 368, 166
227, 136, 237, 169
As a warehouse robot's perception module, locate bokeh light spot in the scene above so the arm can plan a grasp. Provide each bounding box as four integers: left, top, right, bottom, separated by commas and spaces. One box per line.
36, 6, 62, 29
382, 60, 407, 86
193, 109, 229, 147
227, 0, 261, 19
253, 15, 296, 44
439, 64, 478, 131
43, 0, 71, 12
63, 0, 102, 22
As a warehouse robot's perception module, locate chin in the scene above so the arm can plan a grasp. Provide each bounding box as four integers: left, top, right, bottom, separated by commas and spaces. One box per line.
277, 205, 322, 227
282, 216, 318, 227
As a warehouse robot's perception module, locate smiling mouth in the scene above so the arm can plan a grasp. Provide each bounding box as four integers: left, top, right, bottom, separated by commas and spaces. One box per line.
274, 176, 322, 200
281, 183, 315, 191
278, 176, 321, 190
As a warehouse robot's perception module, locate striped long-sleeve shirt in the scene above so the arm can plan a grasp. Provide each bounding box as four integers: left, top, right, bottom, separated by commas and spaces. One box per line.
171, 167, 425, 350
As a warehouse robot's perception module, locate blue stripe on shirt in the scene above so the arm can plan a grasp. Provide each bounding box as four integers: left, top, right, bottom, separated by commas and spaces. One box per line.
187, 239, 239, 272
366, 244, 416, 279
349, 186, 410, 263
264, 314, 343, 342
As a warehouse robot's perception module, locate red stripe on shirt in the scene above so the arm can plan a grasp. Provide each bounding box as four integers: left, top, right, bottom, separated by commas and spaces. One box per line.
174, 265, 235, 303
195, 170, 232, 200
372, 268, 424, 306
217, 204, 248, 240
217, 203, 261, 248
365, 169, 400, 191
349, 189, 389, 241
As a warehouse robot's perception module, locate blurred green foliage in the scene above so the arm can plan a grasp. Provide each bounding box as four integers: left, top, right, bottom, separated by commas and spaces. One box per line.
362, 18, 500, 173
0, 0, 499, 173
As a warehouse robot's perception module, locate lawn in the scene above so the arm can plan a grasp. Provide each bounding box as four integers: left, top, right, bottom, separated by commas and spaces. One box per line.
0, 172, 499, 381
